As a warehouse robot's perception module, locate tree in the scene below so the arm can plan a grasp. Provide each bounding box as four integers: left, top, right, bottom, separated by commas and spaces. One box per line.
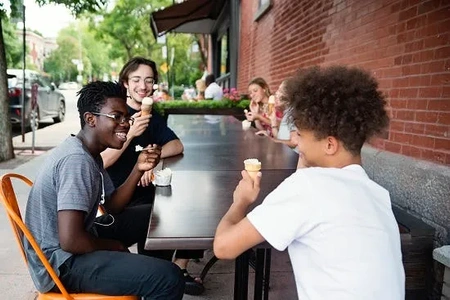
0, 0, 108, 162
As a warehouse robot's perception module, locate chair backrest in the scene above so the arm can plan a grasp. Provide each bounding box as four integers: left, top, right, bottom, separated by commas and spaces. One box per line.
0, 173, 74, 300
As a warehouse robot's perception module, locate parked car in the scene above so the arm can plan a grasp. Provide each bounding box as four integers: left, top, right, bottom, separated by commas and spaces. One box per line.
58, 81, 79, 90
7, 69, 66, 129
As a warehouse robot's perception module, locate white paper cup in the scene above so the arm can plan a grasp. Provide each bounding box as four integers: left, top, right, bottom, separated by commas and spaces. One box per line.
242, 120, 251, 130
154, 173, 172, 186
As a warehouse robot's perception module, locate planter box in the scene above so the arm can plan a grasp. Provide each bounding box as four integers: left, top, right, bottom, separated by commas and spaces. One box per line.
163, 107, 246, 121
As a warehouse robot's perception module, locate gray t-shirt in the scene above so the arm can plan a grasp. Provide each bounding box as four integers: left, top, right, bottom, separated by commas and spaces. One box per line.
277, 110, 298, 153
24, 136, 115, 292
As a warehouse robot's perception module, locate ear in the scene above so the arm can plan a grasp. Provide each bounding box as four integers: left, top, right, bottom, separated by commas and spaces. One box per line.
83, 112, 96, 128
324, 136, 339, 155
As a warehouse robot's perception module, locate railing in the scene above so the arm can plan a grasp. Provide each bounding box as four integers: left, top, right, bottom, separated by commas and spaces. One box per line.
216, 73, 231, 89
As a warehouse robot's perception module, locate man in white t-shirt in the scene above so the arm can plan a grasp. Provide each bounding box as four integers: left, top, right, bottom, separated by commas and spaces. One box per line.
204, 74, 223, 100
214, 66, 405, 300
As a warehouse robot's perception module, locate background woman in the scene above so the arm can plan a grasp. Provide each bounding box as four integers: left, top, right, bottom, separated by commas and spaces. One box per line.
245, 77, 272, 132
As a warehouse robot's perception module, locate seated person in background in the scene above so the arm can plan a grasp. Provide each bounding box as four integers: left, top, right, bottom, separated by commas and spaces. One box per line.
245, 77, 272, 133
101, 56, 204, 296
24, 81, 184, 299
160, 89, 172, 101
204, 74, 223, 100
214, 65, 405, 300
195, 79, 206, 100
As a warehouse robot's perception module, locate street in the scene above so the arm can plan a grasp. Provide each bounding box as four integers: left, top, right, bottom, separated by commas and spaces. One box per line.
12, 89, 80, 150
12, 89, 79, 138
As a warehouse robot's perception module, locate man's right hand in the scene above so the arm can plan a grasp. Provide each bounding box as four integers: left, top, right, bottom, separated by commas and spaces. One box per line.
128, 111, 151, 139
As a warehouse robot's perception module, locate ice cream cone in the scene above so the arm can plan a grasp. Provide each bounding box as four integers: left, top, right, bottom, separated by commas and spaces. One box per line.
244, 158, 261, 181
141, 97, 153, 116
268, 95, 276, 115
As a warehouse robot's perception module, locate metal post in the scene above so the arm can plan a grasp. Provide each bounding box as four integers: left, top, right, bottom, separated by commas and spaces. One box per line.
21, 4, 26, 142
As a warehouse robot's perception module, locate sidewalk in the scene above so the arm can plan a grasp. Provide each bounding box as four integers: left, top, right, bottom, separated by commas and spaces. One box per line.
0, 92, 297, 299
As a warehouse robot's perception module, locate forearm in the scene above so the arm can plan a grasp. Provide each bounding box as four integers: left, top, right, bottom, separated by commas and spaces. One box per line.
161, 139, 184, 158
62, 233, 123, 254
215, 202, 250, 238
106, 165, 144, 213
101, 137, 134, 168
272, 137, 297, 148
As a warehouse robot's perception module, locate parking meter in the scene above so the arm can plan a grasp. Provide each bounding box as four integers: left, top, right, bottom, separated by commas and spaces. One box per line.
31, 83, 38, 110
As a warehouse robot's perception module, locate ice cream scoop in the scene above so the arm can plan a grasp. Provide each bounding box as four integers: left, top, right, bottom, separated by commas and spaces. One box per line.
141, 97, 153, 116
244, 158, 261, 181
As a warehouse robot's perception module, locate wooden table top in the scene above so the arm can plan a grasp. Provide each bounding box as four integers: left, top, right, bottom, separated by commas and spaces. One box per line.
145, 169, 296, 250
145, 114, 298, 250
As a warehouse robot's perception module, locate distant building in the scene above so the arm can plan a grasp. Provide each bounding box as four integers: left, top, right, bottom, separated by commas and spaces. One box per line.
15, 29, 58, 71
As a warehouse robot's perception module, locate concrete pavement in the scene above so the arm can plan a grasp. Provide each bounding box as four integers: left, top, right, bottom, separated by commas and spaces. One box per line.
0, 90, 298, 299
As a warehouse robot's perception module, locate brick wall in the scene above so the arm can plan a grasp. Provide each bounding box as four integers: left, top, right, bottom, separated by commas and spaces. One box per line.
238, 0, 450, 165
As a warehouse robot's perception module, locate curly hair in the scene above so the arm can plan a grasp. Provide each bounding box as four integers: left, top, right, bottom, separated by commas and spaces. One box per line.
284, 66, 389, 154
77, 81, 126, 128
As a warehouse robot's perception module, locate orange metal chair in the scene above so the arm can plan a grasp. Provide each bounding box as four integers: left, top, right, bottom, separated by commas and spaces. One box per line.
0, 173, 138, 300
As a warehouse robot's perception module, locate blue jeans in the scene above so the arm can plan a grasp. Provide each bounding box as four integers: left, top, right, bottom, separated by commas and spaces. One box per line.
59, 251, 184, 300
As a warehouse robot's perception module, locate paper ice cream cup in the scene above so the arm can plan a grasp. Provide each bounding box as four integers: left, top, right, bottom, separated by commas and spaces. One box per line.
154, 168, 172, 186
242, 120, 251, 130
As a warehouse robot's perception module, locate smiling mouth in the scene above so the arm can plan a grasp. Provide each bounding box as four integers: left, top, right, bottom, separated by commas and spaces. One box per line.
115, 132, 127, 141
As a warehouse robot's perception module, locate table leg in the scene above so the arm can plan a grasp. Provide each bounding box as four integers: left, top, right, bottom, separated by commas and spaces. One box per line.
254, 249, 265, 300
234, 250, 250, 300
264, 249, 271, 300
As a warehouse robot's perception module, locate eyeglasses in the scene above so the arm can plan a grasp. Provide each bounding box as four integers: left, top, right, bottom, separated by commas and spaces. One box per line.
91, 112, 134, 125
129, 76, 155, 85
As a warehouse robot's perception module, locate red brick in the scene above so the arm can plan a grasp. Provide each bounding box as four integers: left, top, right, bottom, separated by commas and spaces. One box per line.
419, 87, 442, 98
405, 122, 426, 134
425, 124, 450, 137
399, 6, 417, 21
435, 47, 450, 60
412, 134, 435, 148
435, 138, 450, 151
392, 132, 412, 144
430, 74, 450, 86
407, 99, 428, 109
421, 60, 448, 73
390, 120, 406, 132
399, 88, 419, 98
395, 109, 416, 120
443, 86, 450, 97
439, 112, 450, 125
415, 111, 439, 123
418, 0, 441, 14
427, 99, 450, 111
384, 141, 403, 153
421, 149, 447, 164
401, 145, 422, 157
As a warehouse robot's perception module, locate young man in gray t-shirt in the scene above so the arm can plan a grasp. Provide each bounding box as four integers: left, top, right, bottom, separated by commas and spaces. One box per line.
24, 81, 184, 299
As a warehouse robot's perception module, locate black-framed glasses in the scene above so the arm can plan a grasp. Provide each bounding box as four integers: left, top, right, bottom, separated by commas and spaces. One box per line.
91, 112, 134, 125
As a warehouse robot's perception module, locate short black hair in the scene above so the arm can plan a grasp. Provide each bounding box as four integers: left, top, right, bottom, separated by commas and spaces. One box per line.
119, 56, 159, 87
77, 81, 126, 128
285, 66, 389, 155
205, 74, 216, 86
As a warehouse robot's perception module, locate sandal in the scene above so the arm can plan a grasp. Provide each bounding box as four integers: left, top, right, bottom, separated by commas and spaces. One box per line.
180, 268, 205, 295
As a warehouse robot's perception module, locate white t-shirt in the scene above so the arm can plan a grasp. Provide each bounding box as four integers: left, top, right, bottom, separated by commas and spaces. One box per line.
247, 165, 405, 300
204, 82, 223, 100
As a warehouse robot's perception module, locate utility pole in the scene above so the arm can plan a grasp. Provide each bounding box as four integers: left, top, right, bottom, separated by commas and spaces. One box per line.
21, 4, 26, 142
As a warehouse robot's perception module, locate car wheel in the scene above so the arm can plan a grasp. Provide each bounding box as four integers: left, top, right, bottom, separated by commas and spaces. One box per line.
53, 100, 65, 123
28, 108, 40, 131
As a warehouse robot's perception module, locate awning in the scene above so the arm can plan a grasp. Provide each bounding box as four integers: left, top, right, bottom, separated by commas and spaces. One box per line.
150, 0, 226, 38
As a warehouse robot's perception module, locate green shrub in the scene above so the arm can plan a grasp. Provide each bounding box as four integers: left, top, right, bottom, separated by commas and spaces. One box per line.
154, 99, 250, 116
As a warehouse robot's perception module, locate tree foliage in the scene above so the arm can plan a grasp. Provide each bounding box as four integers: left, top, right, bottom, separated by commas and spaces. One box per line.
0, 0, 108, 163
